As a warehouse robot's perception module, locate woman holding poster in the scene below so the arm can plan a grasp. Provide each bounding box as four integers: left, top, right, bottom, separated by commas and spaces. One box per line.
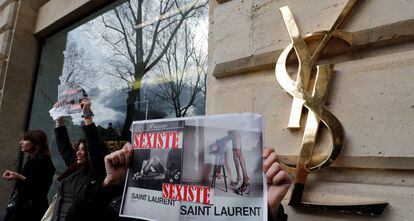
102, 143, 291, 221
51, 98, 119, 221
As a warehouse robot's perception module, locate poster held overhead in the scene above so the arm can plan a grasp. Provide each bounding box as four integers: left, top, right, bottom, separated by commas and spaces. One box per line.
58, 82, 88, 114
49, 82, 88, 120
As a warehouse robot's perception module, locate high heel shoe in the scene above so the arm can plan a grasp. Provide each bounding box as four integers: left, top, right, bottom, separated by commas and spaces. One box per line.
230, 178, 241, 188
236, 183, 251, 195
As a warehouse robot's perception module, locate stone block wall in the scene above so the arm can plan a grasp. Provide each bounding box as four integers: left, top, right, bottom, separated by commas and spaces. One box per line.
0, 0, 48, 208
0, 0, 19, 208
0, 0, 17, 101
0, 0, 119, 208
207, 0, 414, 220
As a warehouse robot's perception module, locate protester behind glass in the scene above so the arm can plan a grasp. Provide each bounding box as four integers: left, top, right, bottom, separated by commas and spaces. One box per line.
1, 130, 55, 221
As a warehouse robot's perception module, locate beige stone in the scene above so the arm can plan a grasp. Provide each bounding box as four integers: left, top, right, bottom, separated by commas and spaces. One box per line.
0, 0, 48, 209
34, 0, 117, 37
211, 0, 414, 77
35, 0, 90, 34
207, 1, 414, 220
0, 60, 5, 90
313, 167, 413, 187
0, 29, 11, 60
207, 48, 414, 169
0, 2, 16, 33
282, 180, 414, 220
0, 0, 15, 9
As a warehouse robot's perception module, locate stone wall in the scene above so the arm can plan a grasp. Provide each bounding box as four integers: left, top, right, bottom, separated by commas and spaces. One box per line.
207, 0, 414, 220
0, 0, 21, 208
0, 0, 17, 102
0, 0, 49, 209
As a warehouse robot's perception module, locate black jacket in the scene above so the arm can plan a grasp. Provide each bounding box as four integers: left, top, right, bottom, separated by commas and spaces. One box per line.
54, 124, 120, 221
7, 153, 55, 221
270, 204, 288, 221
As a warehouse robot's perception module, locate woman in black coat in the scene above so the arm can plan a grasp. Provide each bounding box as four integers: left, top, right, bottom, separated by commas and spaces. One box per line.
52, 98, 120, 221
2, 130, 56, 221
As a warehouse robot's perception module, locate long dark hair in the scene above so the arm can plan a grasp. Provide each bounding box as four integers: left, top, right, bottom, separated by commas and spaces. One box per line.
74, 138, 87, 152
74, 138, 89, 167
57, 138, 89, 181
21, 129, 50, 159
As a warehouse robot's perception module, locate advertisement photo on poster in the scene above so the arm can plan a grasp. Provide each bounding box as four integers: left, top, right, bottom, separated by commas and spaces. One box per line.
119, 113, 267, 221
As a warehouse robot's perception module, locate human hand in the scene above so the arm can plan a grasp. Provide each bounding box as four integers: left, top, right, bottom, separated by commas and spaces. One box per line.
53, 101, 60, 108
263, 148, 292, 216
53, 101, 65, 125
102, 143, 133, 187
3, 170, 25, 181
81, 97, 92, 113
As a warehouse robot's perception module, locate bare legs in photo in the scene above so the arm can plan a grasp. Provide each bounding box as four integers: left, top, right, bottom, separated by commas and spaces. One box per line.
231, 148, 241, 187
229, 131, 250, 195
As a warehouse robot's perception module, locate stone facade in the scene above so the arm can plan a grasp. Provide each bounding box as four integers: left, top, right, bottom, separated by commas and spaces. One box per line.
0, 0, 16, 87
207, 0, 414, 220
0, 0, 20, 208
0, 0, 50, 209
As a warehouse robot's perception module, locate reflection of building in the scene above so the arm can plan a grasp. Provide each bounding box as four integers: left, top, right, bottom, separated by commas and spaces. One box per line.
0, 0, 413, 220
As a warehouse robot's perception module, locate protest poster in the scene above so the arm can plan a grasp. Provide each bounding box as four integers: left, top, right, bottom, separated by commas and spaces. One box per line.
57, 82, 88, 115
120, 113, 267, 221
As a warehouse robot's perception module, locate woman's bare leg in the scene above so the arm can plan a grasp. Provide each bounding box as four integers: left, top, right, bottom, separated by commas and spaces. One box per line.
232, 149, 241, 181
235, 149, 249, 185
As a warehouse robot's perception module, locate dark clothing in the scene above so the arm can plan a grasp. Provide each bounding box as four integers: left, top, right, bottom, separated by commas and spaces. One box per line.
53, 170, 87, 221
4, 153, 55, 221
269, 204, 288, 221
53, 124, 120, 221
166, 149, 181, 171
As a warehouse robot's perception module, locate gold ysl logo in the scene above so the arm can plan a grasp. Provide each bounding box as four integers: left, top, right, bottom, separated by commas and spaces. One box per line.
276, 0, 388, 215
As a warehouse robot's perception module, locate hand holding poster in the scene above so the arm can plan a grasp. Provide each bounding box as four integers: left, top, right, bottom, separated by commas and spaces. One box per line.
58, 82, 88, 114
120, 113, 267, 221
49, 82, 88, 120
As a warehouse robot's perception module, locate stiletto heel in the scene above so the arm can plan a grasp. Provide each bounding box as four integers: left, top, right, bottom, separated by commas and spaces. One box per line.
230, 178, 241, 188
236, 183, 251, 195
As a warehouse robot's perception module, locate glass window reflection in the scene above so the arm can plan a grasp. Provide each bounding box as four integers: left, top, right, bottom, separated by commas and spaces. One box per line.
28, 0, 208, 198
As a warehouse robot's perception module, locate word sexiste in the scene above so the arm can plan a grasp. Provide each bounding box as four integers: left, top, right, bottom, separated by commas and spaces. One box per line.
133, 131, 181, 149
163, 183, 210, 205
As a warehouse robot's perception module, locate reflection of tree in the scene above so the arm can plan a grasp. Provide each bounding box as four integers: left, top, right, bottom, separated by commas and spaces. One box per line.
148, 24, 206, 117
38, 40, 93, 106
61, 40, 93, 86
96, 0, 208, 138
39, 89, 54, 105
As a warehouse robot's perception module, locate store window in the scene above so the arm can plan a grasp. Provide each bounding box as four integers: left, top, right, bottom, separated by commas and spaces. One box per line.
28, 0, 208, 197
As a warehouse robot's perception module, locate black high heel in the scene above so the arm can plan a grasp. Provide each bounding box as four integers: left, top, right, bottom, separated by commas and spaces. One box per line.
230, 178, 241, 188
236, 183, 251, 195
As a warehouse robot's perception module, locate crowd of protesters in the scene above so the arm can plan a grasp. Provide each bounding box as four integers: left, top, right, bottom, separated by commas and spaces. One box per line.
1, 98, 291, 221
